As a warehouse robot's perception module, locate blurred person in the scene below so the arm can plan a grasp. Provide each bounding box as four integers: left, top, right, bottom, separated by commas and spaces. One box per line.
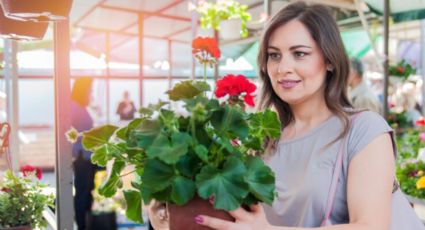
348, 58, 382, 114
71, 77, 99, 230
400, 81, 422, 126
116, 90, 136, 121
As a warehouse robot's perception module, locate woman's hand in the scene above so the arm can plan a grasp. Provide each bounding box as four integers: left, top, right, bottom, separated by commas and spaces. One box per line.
195, 204, 272, 230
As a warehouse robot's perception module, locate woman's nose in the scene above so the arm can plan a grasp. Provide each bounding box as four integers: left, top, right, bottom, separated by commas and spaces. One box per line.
277, 57, 292, 74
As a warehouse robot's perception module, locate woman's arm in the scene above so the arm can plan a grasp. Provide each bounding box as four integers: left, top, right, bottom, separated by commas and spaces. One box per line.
197, 133, 395, 230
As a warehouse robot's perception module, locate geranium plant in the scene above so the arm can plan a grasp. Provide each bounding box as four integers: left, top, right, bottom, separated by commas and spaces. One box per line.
195, 0, 252, 38
192, 36, 220, 81
67, 36, 281, 223
389, 59, 416, 80
397, 159, 425, 199
0, 165, 54, 229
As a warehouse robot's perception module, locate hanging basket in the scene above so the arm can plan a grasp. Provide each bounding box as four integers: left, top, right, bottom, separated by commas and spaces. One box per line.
0, 9, 48, 40
0, 0, 73, 22
219, 19, 242, 40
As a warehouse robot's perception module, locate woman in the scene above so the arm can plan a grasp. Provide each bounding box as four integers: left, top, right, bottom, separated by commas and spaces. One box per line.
196, 2, 424, 229
71, 77, 97, 230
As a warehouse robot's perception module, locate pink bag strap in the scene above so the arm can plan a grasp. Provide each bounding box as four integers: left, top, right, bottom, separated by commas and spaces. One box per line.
321, 113, 362, 226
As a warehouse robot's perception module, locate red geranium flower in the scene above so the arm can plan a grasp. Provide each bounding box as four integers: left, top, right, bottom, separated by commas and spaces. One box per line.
1, 187, 11, 193
416, 118, 425, 126
192, 36, 220, 59
215, 74, 256, 107
20, 164, 43, 180
396, 66, 405, 74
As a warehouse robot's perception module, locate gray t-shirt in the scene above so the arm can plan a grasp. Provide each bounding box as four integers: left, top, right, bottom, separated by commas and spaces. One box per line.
263, 111, 424, 229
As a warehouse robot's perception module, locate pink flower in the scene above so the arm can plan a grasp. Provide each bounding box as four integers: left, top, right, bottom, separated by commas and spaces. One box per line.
420, 132, 425, 142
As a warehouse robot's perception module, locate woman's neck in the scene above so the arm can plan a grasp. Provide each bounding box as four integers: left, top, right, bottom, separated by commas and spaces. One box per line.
283, 97, 333, 140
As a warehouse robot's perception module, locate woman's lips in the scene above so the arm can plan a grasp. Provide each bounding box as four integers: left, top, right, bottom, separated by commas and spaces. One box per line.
278, 80, 301, 89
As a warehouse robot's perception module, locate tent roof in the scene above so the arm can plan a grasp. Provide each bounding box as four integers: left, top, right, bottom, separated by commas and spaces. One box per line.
3, 0, 423, 74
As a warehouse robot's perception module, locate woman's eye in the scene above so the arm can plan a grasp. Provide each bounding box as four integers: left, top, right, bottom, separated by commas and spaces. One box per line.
268, 53, 281, 60
294, 51, 307, 58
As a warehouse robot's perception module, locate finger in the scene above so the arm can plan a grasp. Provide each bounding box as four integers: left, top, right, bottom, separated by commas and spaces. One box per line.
209, 196, 215, 204
249, 203, 264, 213
195, 215, 235, 230
228, 207, 251, 221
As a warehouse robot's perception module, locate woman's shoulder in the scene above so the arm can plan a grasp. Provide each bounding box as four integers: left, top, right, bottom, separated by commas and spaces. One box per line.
346, 110, 393, 161
350, 110, 388, 129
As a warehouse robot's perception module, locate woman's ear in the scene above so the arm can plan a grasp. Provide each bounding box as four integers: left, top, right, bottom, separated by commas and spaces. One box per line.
326, 64, 334, 72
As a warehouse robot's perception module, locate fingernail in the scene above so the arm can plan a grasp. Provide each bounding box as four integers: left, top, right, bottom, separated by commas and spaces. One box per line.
194, 215, 203, 224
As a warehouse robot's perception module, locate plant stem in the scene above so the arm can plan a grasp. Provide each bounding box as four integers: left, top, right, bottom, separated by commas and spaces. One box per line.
203, 62, 207, 82
120, 170, 136, 177
190, 116, 196, 141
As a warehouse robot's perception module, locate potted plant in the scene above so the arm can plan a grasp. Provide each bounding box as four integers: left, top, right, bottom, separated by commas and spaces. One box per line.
389, 59, 417, 83
67, 36, 280, 230
0, 165, 55, 230
195, 0, 252, 39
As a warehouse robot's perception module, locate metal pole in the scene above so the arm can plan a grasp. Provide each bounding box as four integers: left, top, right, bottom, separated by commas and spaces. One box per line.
354, 0, 383, 72
420, 20, 425, 115
138, 13, 144, 107
168, 39, 172, 90
383, 0, 390, 119
191, 0, 197, 80
264, 0, 271, 18
214, 29, 219, 81
105, 32, 110, 123
4, 39, 19, 172
54, 19, 74, 230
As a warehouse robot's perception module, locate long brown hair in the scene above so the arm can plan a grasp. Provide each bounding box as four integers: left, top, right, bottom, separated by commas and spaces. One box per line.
257, 1, 354, 142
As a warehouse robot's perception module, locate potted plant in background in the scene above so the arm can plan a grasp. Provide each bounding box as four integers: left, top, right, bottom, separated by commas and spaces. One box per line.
0, 165, 54, 230
67, 36, 280, 230
388, 59, 417, 84
195, 0, 252, 40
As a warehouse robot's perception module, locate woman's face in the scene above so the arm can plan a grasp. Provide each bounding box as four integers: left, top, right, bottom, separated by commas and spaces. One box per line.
266, 19, 329, 106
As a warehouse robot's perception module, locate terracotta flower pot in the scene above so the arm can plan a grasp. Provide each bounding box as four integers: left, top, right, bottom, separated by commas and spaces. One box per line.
0, 8, 48, 40
0, 0, 73, 22
168, 196, 234, 230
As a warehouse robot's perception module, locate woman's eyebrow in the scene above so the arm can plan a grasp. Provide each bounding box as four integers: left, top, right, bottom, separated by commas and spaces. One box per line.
289, 45, 312, 50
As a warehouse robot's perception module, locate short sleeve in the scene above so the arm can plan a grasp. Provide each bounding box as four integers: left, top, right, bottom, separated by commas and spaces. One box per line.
347, 111, 395, 163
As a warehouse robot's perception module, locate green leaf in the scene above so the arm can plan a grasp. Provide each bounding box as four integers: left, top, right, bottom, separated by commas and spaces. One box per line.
91, 143, 121, 166
139, 107, 153, 117
244, 156, 275, 205
211, 105, 249, 140
171, 176, 196, 205
82, 125, 119, 151
196, 157, 248, 211
98, 159, 125, 197
147, 132, 192, 164
116, 118, 143, 140
166, 80, 206, 101
131, 119, 162, 149
123, 190, 143, 223
192, 81, 211, 92
159, 109, 179, 130
194, 145, 208, 162
176, 154, 202, 178
148, 100, 169, 111
141, 159, 175, 192
249, 109, 281, 139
